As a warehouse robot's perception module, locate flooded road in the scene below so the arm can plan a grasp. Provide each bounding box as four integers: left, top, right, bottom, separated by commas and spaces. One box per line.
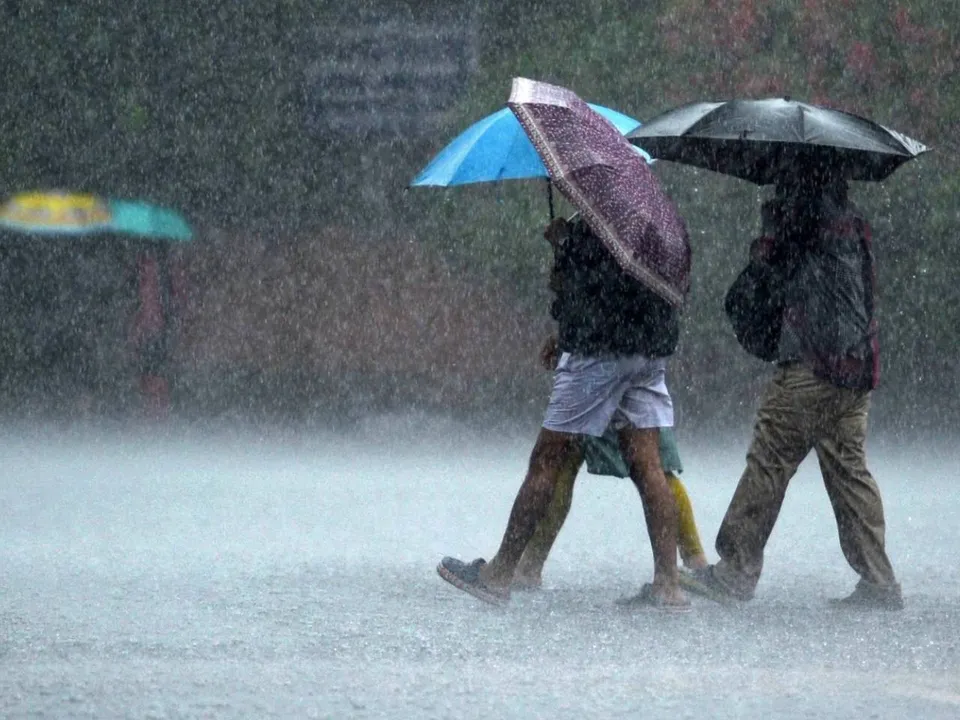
2, 419, 958, 718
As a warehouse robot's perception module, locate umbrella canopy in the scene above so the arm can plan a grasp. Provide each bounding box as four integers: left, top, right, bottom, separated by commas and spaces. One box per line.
0, 191, 192, 242
627, 97, 929, 185
411, 104, 648, 187
109, 200, 193, 242
0, 191, 113, 235
509, 78, 691, 307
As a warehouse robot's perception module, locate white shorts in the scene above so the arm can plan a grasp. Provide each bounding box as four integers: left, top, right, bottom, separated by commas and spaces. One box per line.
542, 352, 673, 437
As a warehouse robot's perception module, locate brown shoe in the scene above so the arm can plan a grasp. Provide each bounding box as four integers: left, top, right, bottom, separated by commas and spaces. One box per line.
678, 566, 746, 604
510, 574, 543, 592
829, 581, 904, 611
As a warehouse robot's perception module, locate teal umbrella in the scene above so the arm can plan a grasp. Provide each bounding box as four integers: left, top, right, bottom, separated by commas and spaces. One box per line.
108, 200, 193, 242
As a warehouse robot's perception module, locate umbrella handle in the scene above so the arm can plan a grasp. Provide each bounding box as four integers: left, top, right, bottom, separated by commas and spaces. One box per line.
546, 179, 555, 219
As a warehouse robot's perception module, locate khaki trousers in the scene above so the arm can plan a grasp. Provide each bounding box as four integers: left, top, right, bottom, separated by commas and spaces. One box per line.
714, 364, 897, 599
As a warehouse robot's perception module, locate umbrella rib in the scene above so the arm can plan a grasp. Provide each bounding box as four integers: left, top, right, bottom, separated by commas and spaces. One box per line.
496, 122, 530, 183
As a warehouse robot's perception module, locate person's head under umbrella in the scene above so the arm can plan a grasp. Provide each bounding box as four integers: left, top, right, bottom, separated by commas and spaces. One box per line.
751, 153, 878, 390
769, 159, 849, 244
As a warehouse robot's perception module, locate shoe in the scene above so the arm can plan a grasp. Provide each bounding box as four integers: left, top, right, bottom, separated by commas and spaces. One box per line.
678, 565, 744, 605
829, 581, 904, 611
437, 557, 510, 606
510, 575, 543, 592
616, 583, 692, 613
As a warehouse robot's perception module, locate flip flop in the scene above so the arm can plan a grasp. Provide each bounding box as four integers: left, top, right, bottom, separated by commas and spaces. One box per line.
616, 583, 692, 613
437, 557, 510, 606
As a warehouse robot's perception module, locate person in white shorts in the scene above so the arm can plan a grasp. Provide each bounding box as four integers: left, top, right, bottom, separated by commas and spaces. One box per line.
437, 213, 690, 611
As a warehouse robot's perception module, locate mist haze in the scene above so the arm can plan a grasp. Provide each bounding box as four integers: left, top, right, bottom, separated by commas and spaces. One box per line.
2, 421, 958, 718
1, 0, 958, 717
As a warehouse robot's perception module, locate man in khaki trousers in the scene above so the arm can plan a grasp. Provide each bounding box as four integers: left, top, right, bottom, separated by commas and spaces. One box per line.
684, 169, 903, 610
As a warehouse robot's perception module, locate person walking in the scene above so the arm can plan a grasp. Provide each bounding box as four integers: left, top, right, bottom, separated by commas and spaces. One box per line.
684, 166, 903, 610
438, 213, 689, 611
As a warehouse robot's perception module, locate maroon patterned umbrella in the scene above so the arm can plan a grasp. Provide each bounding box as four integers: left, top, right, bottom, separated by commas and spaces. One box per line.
508, 77, 691, 307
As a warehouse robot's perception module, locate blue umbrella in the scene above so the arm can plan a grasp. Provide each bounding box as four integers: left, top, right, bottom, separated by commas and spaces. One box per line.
412, 104, 648, 186
411, 103, 650, 217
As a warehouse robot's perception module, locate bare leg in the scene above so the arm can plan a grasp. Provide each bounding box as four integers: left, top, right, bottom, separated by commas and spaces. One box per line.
619, 426, 684, 602
515, 463, 706, 586
513, 450, 583, 588
478, 429, 582, 591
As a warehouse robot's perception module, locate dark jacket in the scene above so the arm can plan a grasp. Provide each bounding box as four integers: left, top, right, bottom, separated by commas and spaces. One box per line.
774, 194, 879, 390
550, 216, 679, 358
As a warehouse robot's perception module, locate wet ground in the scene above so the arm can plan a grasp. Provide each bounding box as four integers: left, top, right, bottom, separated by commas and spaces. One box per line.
1, 417, 958, 719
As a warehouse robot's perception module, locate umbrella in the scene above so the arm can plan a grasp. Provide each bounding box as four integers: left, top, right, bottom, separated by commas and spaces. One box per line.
627, 97, 929, 185
411, 104, 646, 186
0, 191, 113, 235
508, 77, 691, 307
109, 200, 193, 242
0, 191, 193, 241
410, 103, 649, 217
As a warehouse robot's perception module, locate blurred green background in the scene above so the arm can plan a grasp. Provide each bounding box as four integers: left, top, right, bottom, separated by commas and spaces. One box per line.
0, 0, 956, 436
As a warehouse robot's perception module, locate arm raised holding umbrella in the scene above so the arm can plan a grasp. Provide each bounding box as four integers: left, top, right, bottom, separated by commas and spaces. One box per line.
437, 79, 694, 610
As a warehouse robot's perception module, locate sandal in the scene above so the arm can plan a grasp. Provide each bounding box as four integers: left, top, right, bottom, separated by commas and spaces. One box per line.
437, 557, 510, 606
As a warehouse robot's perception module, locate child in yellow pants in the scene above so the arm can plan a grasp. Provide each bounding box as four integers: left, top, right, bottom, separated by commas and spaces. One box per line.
512, 426, 708, 589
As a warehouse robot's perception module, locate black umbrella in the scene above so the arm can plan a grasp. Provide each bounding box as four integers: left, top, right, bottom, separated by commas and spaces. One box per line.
627, 97, 929, 185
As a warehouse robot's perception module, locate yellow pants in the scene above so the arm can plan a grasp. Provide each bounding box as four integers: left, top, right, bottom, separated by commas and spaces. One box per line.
517, 462, 706, 577
668, 473, 706, 563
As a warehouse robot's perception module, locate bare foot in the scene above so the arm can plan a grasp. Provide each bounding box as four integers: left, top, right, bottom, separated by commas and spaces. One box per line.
616, 582, 691, 611
648, 582, 690, 610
